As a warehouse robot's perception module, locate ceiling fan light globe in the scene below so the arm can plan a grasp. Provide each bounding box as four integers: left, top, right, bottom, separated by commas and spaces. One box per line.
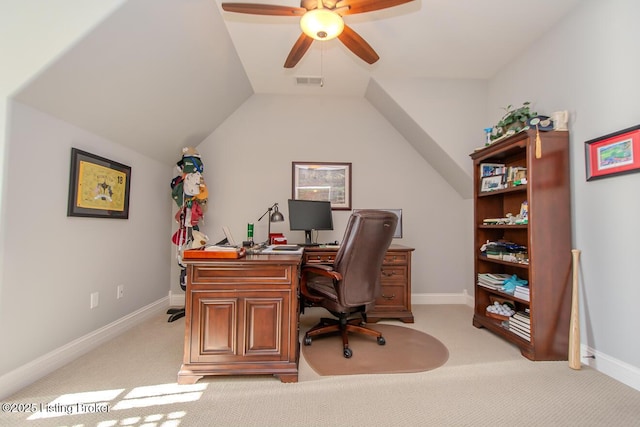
300, 9, 344, 41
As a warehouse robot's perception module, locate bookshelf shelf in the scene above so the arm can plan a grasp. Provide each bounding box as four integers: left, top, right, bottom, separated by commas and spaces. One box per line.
478, 255, 529, 269
477, 285, 530, 304
478, 184, 527, 197
478, 224, 528, 230
470, 130, 572, 361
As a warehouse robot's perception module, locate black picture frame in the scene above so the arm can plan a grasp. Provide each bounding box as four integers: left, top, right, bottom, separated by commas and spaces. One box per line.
67, 148, 131, 219
292, 161, 352, 210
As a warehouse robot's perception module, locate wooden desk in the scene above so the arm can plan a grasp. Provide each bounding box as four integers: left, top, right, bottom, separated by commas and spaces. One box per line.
178, 253, 301, 384
303, 244, 414, 323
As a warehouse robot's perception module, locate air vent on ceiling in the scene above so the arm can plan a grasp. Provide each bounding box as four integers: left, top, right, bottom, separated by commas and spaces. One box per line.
295, 76, 324, 87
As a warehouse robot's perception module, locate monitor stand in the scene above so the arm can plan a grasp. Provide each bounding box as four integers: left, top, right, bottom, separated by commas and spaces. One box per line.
298, 230, 319, 247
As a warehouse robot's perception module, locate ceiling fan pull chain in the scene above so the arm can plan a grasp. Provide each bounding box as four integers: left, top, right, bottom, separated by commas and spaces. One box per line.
320, 42, 325, 87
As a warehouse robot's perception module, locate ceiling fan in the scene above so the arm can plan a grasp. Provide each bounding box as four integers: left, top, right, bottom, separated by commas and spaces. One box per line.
221, 0, 415, 68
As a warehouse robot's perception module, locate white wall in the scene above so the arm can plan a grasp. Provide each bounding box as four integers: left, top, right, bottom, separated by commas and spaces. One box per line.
0, 101, 173, 376
183, 94, 472, 300
375, 77, 489, 175
488, 0, 640, 386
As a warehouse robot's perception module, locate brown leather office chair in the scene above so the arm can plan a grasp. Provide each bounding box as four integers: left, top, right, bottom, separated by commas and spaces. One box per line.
300, 210, 398, 358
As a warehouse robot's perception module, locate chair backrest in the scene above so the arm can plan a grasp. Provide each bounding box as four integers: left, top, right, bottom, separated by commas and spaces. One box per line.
332, 210, 398, 307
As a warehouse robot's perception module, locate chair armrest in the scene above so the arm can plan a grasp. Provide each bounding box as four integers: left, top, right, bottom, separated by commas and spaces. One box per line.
299, 264, 343, 303
301, 264, 342, 280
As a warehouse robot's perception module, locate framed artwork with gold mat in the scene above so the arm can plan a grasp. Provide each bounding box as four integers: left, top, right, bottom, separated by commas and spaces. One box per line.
67, 148, 131, 219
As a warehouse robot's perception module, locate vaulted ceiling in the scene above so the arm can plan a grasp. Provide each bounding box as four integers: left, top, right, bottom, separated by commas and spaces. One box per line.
12, 0, 582, 165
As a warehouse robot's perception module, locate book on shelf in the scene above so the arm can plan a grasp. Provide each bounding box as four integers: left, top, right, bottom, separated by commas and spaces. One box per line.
508, 325, 531, 341
509, 314, 530, 325
509, 317, 530, 332
514, 286, 530, 301
513, 311, 530, 323
509, 320, 530, 333
477, 273, 511, 290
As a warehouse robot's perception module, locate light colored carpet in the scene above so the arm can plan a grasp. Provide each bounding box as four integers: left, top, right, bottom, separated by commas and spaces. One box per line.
301, 323, 449, 375
2, 305, 640, 427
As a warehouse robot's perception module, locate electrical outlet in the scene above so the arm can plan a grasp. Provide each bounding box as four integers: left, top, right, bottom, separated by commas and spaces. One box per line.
90, 292, 99, 309
117, 285, 124, 299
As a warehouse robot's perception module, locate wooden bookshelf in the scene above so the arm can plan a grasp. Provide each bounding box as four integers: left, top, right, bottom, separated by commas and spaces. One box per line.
470, 130, 572, 360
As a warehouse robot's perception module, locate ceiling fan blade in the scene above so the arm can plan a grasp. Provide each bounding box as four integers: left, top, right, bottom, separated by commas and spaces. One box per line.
337, 25, 379, 64
221, 3, 306, 16
335, 0, 414, 16
284, 33, 314, 68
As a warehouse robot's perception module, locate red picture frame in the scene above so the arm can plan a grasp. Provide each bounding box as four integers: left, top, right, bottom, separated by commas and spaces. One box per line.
585, 124, 640, 181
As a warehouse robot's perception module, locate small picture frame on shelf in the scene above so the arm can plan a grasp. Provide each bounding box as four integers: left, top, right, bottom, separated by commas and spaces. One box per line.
480, 163, 505, 178
519, 201, 529, 219
480, 174, 505, 192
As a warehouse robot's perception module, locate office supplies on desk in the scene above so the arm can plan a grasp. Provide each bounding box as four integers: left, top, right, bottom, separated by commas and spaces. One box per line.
257, 202, 285, 244
261, 245, 304, 255
222, 226, 237, 246
271, 245, 300, 251
183, 246, 246, 259
269, 233, 287, 245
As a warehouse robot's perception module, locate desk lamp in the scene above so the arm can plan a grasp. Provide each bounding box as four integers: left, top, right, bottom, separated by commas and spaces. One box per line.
258, 203, 285, 244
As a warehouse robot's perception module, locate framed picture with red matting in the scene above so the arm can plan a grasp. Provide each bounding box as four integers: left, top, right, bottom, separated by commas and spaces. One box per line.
585, 125, 640, 181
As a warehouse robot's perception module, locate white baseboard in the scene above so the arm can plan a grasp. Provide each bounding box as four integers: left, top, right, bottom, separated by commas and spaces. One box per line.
412, 290, 474, 306
582, 344, 640, 392
169, 290, 185, 307
412, 291, 639, 392
0, 297, 168, 400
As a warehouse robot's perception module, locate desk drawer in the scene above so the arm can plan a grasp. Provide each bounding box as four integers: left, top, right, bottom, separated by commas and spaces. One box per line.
303, 252, 335, 264
191, 264, 295, 287
374, 282, 407, 310
380, 266, 407, 282
383, 252, 409, 266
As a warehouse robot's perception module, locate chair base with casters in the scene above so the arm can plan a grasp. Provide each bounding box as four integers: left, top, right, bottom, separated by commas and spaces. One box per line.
303, 311, 386, 358
166, 307, 185, 322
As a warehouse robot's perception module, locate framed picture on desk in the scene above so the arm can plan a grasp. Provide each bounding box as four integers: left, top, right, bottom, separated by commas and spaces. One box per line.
292, 161, 352, 210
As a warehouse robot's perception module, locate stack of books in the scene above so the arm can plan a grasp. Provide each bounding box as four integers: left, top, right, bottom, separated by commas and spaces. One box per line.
514, 285, 530, 301
477, 273, 512, 290
508, 310, 531, 341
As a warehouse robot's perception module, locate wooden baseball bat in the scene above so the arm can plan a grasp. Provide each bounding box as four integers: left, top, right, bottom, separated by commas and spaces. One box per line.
569, 249, 581, 370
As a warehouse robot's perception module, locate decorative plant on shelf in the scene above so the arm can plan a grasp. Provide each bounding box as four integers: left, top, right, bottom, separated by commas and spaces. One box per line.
491, 102, 537, 141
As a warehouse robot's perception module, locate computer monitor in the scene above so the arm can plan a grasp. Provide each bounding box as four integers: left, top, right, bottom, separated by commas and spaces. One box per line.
287, 199, 333, 245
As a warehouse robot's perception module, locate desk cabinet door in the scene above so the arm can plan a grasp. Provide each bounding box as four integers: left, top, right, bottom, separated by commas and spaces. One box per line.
190, 290, 291, 363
